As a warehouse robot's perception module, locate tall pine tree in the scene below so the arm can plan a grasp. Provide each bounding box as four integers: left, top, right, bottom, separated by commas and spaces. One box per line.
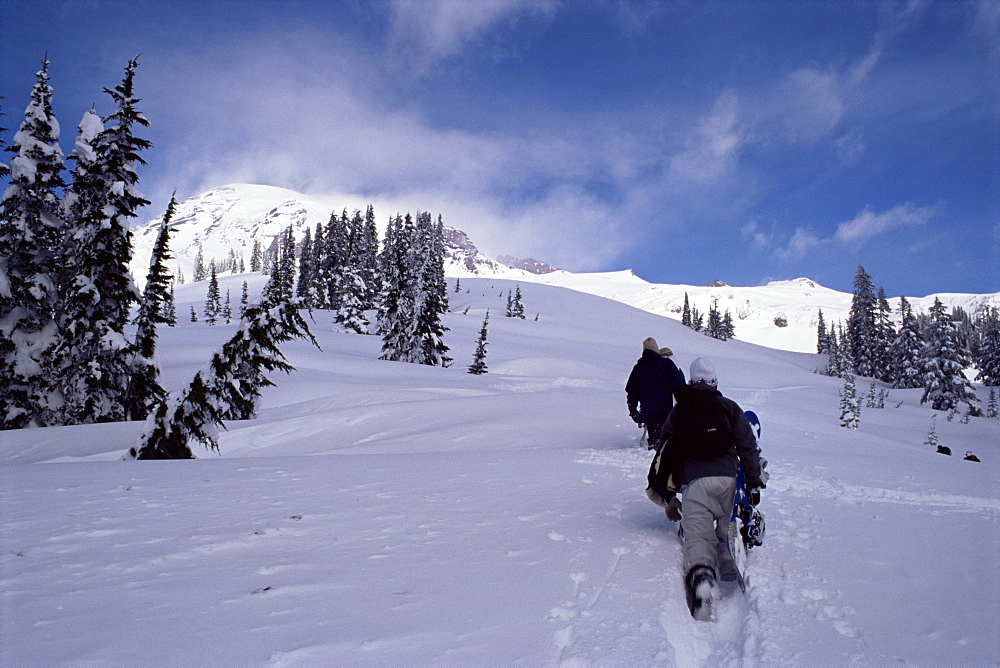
0, 59, 67, 428
123, 196, 176, 420
889, 296, 923, 389
57, 57, 150, 424
920, 297, 979, 413
847, 265, 878, 378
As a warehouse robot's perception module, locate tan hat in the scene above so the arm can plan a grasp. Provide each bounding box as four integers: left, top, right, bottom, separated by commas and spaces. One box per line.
642, 337, 659, 352
659, 347, 673, 357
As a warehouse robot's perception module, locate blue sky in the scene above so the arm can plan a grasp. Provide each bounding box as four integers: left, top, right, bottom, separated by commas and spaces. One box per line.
2, 0, 997, 296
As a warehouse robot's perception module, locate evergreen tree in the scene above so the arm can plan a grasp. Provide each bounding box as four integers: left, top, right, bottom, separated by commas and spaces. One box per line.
721, 310, 735, 341
874, 287, 895, 381
839, 375, 860, 429
987, 387, 998, 419
378, 214, 418, 362
816, 309, 828, 354
468, 311, 490, 375
324, 209, 349, 308
513, 284, 525, 319
682, 293, 692, 328
889, 296, 923, 389
706, 299, 723, 339
123, 196, 176, 420
0, 96, 9, 179
0, 59, 66, 427
974, 306, 1000, 386
295, 227, 314, 307
129, 301, 317, 459
164, 283, 177, 326
249, 238, 261, 273
924, 415, 941, 451
505, 290, 514, 318
190, 305, 198, 322
920, 297, 979, 413
334, 267, 369, 334
193, 244, 206, 282
204, 264, 221, 325
412, 212, 451, 366
223, 289, 232, 324
71, 59, 152, 425
239, 281, 249, 319
360, 204, 380, 308
262, 226, 296, 305
691, 306, 703, 332
847, 265, 878, 378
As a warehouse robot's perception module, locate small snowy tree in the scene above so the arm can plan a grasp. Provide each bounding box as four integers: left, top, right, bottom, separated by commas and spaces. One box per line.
334, 267, 369, 334
987, 387, 998, 419
924, 415, 943, 452
839, 375, 860, 429
128, 301, 318, 459
468, 311, 490, 375
204, 264, 221, 325
682, 293, 692, 329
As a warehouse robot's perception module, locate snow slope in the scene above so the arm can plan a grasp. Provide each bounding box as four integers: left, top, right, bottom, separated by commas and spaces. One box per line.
2, 276, 998, 666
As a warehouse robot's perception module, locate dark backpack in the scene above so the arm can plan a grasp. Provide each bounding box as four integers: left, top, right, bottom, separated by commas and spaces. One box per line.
667, 393, 733, 461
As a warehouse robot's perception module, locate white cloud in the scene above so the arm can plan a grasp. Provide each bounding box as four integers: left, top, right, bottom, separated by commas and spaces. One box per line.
834, 203, 937, 244
774, 227, 826, 261
668, 92, 745, 183
386, 0, 557, 76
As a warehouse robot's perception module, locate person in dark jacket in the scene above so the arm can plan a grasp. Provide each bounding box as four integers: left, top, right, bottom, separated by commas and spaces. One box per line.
625, 337, 685, 449
658, 356, 764, 620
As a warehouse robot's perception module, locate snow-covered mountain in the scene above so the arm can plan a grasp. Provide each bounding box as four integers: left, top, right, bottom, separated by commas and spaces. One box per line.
131, 184, 1000, 354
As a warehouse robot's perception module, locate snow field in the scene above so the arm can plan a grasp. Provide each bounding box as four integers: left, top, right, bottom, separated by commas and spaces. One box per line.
1, 276, 997, 666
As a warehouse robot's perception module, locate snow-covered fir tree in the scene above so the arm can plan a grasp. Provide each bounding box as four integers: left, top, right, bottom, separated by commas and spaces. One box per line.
987, 387, 998, 419
164, 283, 177, 326
223, 289, 232, 324
839, 375, 860, 429
874, 287, 895, 381
816, 309, 828, 354
511, 284, 525, 319
682, 293, 692, 329
204, 264, 221, 325
249, 238, 261, 273
847, 265, 879, 378
193, 244, 206, 282
334, 267, 369, 334
974, 306, 1000, 386
122, 196, 176, 420
129, 300, 317, 459
920, 297, 979, 414
924, 415, 941, 451
324, 209, 349, 308
0, 59, 66, 428
412, 212, 451, 366
239, 281, 249, 319
190, 305, 198, 322
889, 296, 923, 389
378, 214, 418, 362
468, 311, 490, 375
295, 227, 315, 307
359, 205, 381, 308
262, 226, 296, 305
56, 57, 150, 425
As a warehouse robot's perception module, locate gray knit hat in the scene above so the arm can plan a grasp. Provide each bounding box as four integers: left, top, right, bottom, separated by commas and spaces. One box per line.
642, 337, 659, 352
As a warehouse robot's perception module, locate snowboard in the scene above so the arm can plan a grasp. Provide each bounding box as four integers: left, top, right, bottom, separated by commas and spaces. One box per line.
726, 410, 766, 593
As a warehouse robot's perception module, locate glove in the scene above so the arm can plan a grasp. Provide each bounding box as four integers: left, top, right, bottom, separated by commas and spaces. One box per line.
758, 457, 770, 487
750, 488, 761, 506
666, 497, 682, 522
630, 410, 642, 424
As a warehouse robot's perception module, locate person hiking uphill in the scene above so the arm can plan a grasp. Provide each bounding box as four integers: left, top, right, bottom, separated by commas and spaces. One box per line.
625, 337, 685, 450
658, 356, 764, 620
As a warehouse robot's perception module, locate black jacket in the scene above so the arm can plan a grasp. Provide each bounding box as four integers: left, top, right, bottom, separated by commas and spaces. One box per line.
625, 350, 686, 421
659, 384, 763, 489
